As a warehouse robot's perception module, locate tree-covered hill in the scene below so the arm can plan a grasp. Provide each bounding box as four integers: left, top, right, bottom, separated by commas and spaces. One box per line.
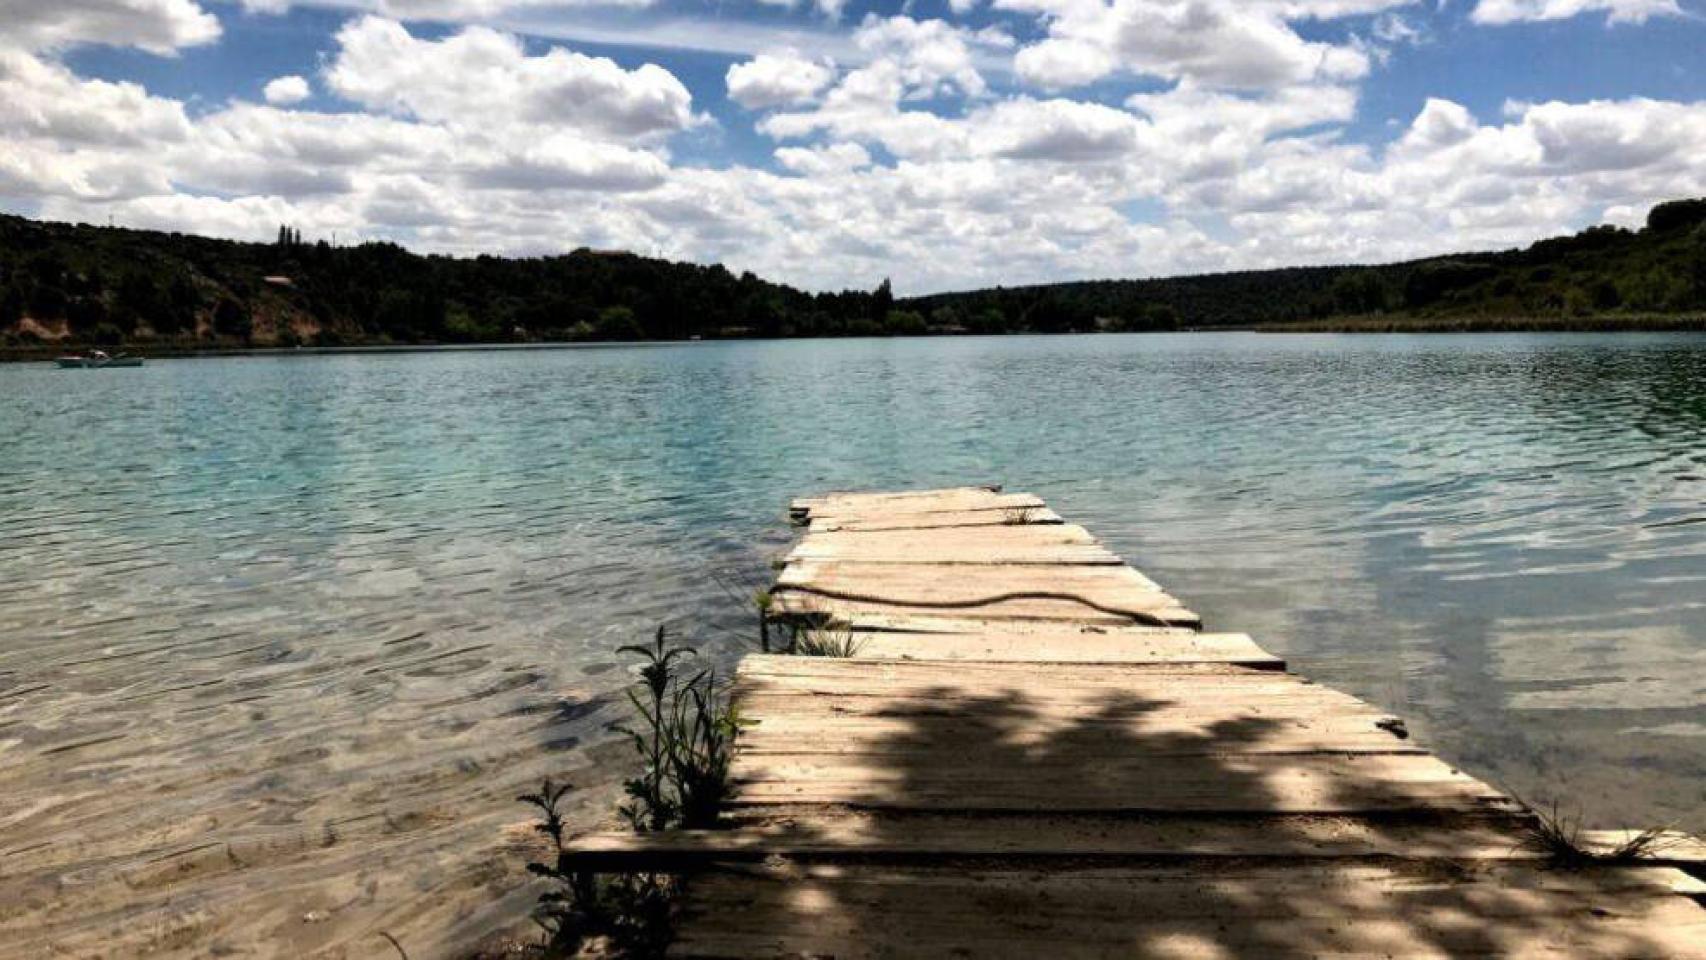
0, 216, 892, 351
911, 198, 1706, 332
3, 197, 1704, 356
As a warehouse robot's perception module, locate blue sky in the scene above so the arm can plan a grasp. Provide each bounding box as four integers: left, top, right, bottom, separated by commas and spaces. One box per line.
4, 0, 1704, 292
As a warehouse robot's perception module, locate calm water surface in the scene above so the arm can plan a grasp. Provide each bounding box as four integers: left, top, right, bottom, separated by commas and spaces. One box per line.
2, 333, 1704, 956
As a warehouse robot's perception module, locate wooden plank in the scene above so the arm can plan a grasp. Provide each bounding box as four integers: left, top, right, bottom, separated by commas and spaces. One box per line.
800, 523, 1103, 546
670, 864, 1706, 959
566, 815, 1706, 871
736, 728, 1422, 758
787, 525, 1122, 565
731, 695, 1410, 733
804, 484, 1002, 504
731, 658, 1327, 707
733, 654, 1309, 689
788, 544, 1122, 565
774, 562, 1199, 627
794, 487, 1010, 516
829, 617, 1187, 630
819, 613, 1187, 636
810, 507, 1064, 532
1580, 829, 1706, 865
773, 592, 1201, 628
729, 752, 1513, 815
797, 491, 1041, 520
733, 687, 1405, 717
777, 561, 1168, 596
847, 631, 1283, 666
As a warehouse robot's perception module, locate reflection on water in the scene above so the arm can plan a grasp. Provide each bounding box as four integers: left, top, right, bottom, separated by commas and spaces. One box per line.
1, 333, 1702, 956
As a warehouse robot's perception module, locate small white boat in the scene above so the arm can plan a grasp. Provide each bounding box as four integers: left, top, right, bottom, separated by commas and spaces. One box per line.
55, 350, 145, 369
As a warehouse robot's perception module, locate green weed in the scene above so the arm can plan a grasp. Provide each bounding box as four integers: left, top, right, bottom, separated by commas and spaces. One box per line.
613, 626, 743, 832
788, 624, 864, 657
1522, 801, 1677, 866
1002, 505, 1039, 525
517, 779, 672, 957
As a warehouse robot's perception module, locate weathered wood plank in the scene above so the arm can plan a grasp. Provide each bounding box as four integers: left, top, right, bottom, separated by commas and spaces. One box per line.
817, 613, 1193, 637
804, 485, 1002, 504
730, 657, 1336, 705
774, 561, 1199, 626
845, 631, 1282, 666
566, 815, 1706, 871
1579, 829, 1706, 865
802, 523, 1103, 545
730, 752, 1513, 815
773, 592, 1202, 628
777, 560, 1167, 595
810, 507, 1064, 532
671, 864, 1706, 959
787, 525, 1122, 565
732, 692, 1386, 724
734, 711, 1421, 756
734, 653, 1303, 687
792, 487, 1026, 520
796, 500, 1044, 524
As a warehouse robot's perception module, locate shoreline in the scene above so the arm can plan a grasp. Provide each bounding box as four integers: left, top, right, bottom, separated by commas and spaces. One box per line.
5, 317, 1706, 363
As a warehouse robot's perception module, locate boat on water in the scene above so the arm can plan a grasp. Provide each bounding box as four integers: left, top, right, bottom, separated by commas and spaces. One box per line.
54, 350, 145, 369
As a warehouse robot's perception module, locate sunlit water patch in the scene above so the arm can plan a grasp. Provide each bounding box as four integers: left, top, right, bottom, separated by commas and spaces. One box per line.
1, 333, 1702, 957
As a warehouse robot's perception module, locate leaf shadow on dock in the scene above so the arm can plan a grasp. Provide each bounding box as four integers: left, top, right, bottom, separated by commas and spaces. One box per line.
677, 678, 1702, 958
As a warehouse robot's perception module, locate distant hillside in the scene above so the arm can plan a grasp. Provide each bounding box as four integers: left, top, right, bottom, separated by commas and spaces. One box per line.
0, 217, 886, 353
909, 198, 1706, 333
3, 198, 1704, 356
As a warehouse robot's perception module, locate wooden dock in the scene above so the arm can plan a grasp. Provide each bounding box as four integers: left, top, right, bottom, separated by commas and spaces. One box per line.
576, 486, 1706, 957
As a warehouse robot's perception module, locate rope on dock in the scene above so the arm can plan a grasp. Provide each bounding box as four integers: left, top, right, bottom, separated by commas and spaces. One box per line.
772, 584, 1178, 628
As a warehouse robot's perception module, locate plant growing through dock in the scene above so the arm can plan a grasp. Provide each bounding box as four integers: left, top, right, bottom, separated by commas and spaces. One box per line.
788, 623, 865, 657
615, 627, 692, 832
613, 626, 743, 831
669, 672, 742, 828
1521, 801, 1678, 866
754, 590, 774, 653
517, 778, 672, 956
515, 627, 744, 956
1002, 505, 1039, 525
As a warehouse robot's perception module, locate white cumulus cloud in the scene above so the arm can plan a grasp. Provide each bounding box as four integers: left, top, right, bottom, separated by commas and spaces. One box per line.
324, 16, 695, 141
263, 75, 311, 105
775, 142, 872, 174
1001, 0, 1385, 91
0, 0, 220, 55
1471, 0, 1682, 24
727, 52, 836, 110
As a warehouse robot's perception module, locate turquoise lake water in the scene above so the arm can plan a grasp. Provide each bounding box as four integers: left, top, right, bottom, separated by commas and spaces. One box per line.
2, 332, 1703, 955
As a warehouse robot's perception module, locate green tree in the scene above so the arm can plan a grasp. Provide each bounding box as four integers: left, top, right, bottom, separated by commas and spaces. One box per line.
870, 278, 894, 322
595, 305, 644, 340
0, 284, 22, 328
970, 307, 1007, 334
160, 274, 200, 335
66, 297, 109, 335
1328, 271, 1391, 314
1141, 303, 1180, 330
213, 298, 251, 339
28, 284, 66, 320
1646, 199, 1706, 233
113, 271, 162, 332
883, 309, 926, 335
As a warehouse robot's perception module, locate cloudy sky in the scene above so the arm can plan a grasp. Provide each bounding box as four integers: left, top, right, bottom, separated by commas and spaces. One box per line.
1, 0, 1703, 292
